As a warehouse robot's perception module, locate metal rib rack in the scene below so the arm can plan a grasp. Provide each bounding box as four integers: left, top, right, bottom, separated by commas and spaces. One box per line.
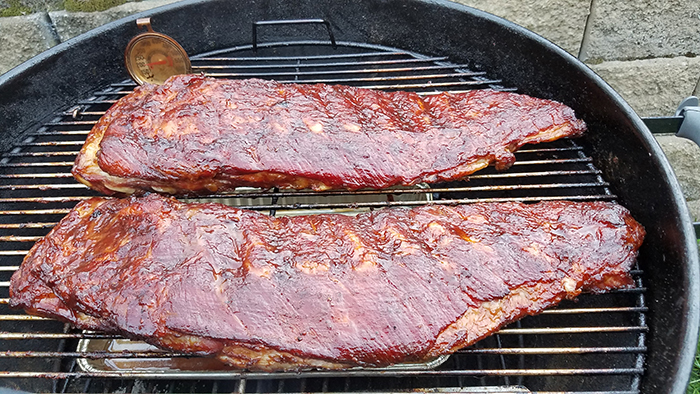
0, 41, 646, 394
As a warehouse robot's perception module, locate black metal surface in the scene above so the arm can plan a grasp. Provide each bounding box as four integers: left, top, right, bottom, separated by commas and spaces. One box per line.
0, 1, 696, 393
252, 19, 337, 52
643, 116, 684, 134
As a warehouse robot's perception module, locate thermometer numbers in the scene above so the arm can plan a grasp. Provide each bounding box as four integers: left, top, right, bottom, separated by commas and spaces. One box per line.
134, 54, 154, 81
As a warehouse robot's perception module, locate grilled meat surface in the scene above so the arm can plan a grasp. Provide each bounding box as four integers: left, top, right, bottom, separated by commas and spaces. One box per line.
10, 195, 644, 370
73, 75, 586, 195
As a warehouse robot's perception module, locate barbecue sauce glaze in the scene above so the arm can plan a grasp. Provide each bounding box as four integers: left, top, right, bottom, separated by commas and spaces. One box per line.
10, 195, 644, 370
73, 75, 586, 195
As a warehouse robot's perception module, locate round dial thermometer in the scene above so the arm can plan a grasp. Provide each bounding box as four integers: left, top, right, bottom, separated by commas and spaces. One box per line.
125, 18, 191, 85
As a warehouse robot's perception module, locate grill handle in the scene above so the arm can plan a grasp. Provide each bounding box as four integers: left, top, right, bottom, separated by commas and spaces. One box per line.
252, 19, 337, 52
643, 96, 700, 149
643, 97, 700, 236
675, 96, 700, 148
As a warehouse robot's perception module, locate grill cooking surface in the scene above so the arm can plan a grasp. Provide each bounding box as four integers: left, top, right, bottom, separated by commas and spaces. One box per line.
0, 41, 647, 393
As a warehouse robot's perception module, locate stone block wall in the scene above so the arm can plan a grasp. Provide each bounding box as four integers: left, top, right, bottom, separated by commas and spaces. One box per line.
2, 0, 700, 218
453, 0, 700, 220
454, 0, 700, 117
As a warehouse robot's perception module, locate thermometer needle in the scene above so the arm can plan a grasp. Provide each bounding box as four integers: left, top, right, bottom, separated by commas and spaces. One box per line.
147, 56, 174, 68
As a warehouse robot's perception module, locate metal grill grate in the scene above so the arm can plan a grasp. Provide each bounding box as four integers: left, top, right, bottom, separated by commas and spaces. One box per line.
0, 40, 646, 394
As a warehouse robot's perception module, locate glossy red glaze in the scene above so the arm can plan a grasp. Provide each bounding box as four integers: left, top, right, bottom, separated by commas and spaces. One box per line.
10, 195, 644, 369
73, 75, 586, 195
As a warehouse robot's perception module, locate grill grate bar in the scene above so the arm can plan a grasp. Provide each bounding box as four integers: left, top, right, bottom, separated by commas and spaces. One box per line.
41, 121, 97, 127
0, 347, 648, 358
0, 162, 75, 168
542, 306, 648, 314
459, 347, 646, 355
201, 73, 491, 85
518, 146, 583, 153
470, 170, 601, 179
0, 209, 72, 215
511, 158, 591, 166
497, 326, 648, 335
0, 197, 88, 203
1, 151, 79, 157
0, 223, 58, 229
13, 141, 85, 147
611, 287, 645, 293
0, 236, 41, 242
29, 130, 88, 137
0, 184, 87, 190
0, 368, 645, 379
0, 251, 28, 256
105, 82, 137, 88
288, 80, 501, 90
191, 51, 426, 61
192, 58, 463, 70
196, 65, 483, 76
59, 111, 105, 117
0, 173, 73, 179
0, 315, 51, 321
420, 88, 519, 96
76, 99, 117, 105
0, 332, 120, 340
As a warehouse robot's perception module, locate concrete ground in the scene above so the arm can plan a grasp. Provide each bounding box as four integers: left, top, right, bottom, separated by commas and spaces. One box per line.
1, 0, 700, 218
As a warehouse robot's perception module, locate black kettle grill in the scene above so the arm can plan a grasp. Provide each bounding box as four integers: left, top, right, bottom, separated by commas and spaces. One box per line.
0, 1, 697, 393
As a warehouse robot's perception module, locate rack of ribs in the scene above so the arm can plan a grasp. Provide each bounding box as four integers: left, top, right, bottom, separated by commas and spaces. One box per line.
10, 195, 644, 371
72, 75, 586, 195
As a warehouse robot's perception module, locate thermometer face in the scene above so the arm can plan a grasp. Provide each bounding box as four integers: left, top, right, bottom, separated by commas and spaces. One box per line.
125, 33, 191, 85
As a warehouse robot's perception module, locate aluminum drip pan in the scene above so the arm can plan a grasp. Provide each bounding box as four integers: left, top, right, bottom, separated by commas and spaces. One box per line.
76, 336, 450, 374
